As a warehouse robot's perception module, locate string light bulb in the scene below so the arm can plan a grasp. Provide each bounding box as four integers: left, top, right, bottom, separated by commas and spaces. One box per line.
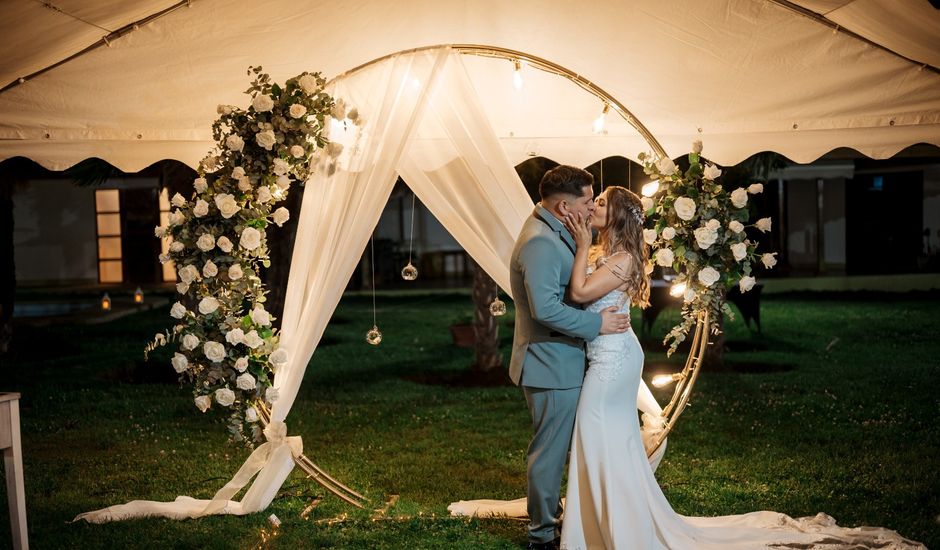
593, 104, 610, 134
669, 282, 686, 297
652, 372, 685, 388
513, 60, 523, 91
641, 180, 660, 197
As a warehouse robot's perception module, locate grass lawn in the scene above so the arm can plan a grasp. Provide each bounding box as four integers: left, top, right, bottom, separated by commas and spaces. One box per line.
0, 290, 937, 549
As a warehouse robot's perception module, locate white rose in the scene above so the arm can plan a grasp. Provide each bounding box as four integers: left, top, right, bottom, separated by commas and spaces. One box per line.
193, 177, 208, 193
203, 341, 226, 363
692, 139, 703, 154
217, 104, 234, 116
226, 135, 245, 152
171, 352, 189, 373
159, 253, 170, 264
325, 141, 344, 158
252, 94, 274, 112
251, 305, 271, 327
196, 233, 215, 252
331, 99, 346, 120
214, 194, 240, 219
234, 356, 249, 372
154, 225, 166, 238
225, 328, 245, 345
176, 282, 189, 294
662, 227, 676, 240
656, 157, 677, 176
198, 296, 220, 315
655, 248, 674, 267
730, 188, 748, 208
168, 209, 185, 226
194, 395, 211, 412
298, 74, 318, 95
170, 302, 187, 319
171, 193, 186, 208
289, 104, 307, 118
269, 348, 289, 371
215, 388, 235, 407
693, 226, 718, 249
756, 217, 772, 232
643, 229, 657, 245
290, 145, 305, 159
266, 386, 279, 403
231, 167, 246, 180
236, 373, 256, 391
761, 252, 778, 269
729, 220, 745, 234
256, 186, 272, 204
193, 199, 209, 217
202, 260, 218, 278
170, 240, 185, 253
245, 407, 258, 423
739, 275, 757, 292
178, 264, 199, 284
683, 287, 696, 303
703, 163, 722, 181
214, 236, 232, 254
706, 219, 721, 231
673, 197, 696, 221
640, 197, 654, 212
276, 175, 291, 191
748, 183, 764, 194
272, 207, 290, 227
731, 242, 748, 262
272, 158, 290, 176
182, 333, 199, 351
240, 227, 262, 250
228, 264, 244, 280
255, 130, 276, 150
243, 330, 263, 349
237, 177, 251, 192
697, 266, 720, 287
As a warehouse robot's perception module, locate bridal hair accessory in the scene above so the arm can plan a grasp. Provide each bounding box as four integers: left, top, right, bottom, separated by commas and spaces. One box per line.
626, 203, 644, 225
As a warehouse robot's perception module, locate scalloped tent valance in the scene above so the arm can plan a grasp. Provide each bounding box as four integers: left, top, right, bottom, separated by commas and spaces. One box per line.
1, 0, 938, 171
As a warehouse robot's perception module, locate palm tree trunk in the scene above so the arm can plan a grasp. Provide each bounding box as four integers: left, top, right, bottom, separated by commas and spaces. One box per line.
470, 259, 502, 372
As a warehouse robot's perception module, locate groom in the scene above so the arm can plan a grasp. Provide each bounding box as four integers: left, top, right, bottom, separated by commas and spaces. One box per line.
509, 165, 631, 549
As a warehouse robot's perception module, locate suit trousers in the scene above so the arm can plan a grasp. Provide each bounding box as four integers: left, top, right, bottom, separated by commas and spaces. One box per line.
523, 385, 581, 543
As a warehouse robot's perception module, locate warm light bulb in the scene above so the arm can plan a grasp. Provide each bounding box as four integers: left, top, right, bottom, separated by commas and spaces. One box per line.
134, 287, 144, 304
669, 282, 686, 297
513, 60, 523, 91
652, 372, 684, 388
592, 104, 610, 134
100, 293, 112, 311
641, 180, 660, 197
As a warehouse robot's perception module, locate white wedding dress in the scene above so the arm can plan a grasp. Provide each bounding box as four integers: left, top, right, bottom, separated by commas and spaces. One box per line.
450, 278, 925, 550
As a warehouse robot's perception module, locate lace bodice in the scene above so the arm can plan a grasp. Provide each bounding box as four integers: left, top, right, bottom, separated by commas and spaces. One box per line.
584, 263, 633, 382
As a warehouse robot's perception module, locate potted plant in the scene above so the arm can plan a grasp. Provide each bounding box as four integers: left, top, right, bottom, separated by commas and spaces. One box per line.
448, 312, 475, 347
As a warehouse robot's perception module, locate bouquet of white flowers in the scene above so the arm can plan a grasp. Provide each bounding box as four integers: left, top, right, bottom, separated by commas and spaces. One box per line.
150, 67, 336, 444
639, 141, 776, 355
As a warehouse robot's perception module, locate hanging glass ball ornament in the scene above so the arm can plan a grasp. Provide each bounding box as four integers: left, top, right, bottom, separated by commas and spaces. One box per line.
401, 262, 418, 281
365, 325, 383, 345
489, 298, 507, 317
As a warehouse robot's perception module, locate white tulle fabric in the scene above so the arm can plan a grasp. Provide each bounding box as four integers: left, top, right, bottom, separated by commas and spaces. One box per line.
451, 283, 925, 550
76, 47, 537, 523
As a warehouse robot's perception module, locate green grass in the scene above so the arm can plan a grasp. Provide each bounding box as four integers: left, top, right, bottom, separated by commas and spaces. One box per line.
0, 291, 937, 549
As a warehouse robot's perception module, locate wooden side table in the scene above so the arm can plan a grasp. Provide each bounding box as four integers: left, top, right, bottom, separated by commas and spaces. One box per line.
1, 393, 28, 550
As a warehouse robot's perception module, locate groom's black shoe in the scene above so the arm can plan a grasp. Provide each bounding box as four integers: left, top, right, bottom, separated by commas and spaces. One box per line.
526, 537, 560, 550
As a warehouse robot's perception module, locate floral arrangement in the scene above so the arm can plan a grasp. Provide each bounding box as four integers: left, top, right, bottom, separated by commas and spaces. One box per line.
638, 141, 776, 355
149, 67, 335, 444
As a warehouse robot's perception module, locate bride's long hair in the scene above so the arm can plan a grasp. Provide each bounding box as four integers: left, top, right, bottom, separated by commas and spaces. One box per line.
596, 186, 650, 308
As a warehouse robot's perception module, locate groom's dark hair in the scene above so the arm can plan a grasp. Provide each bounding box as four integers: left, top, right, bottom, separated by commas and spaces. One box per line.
539, 165, 594, 200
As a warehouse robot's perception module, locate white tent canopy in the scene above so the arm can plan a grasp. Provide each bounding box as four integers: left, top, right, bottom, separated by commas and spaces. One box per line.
2, 0, 939, 171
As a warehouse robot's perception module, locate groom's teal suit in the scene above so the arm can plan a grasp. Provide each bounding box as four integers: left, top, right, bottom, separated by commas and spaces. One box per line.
510, 204, 602, 544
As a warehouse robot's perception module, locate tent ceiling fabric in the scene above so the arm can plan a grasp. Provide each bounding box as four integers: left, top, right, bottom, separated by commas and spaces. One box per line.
1, 0, 939, 171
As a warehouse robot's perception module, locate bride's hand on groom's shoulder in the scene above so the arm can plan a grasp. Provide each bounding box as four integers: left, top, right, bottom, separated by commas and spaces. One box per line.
563, 213, 592, 249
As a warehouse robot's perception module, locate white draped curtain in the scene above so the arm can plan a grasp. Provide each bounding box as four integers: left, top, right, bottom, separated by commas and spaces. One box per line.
77, 46, 664, 523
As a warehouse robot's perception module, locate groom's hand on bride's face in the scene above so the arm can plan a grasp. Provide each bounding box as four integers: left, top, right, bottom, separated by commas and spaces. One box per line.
599, 306, 631, 334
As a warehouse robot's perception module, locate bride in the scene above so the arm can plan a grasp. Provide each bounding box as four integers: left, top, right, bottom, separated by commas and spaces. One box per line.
556, 185, 924, 550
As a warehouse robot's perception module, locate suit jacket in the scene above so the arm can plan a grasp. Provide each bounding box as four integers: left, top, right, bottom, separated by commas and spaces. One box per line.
509, 205, 602, 388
